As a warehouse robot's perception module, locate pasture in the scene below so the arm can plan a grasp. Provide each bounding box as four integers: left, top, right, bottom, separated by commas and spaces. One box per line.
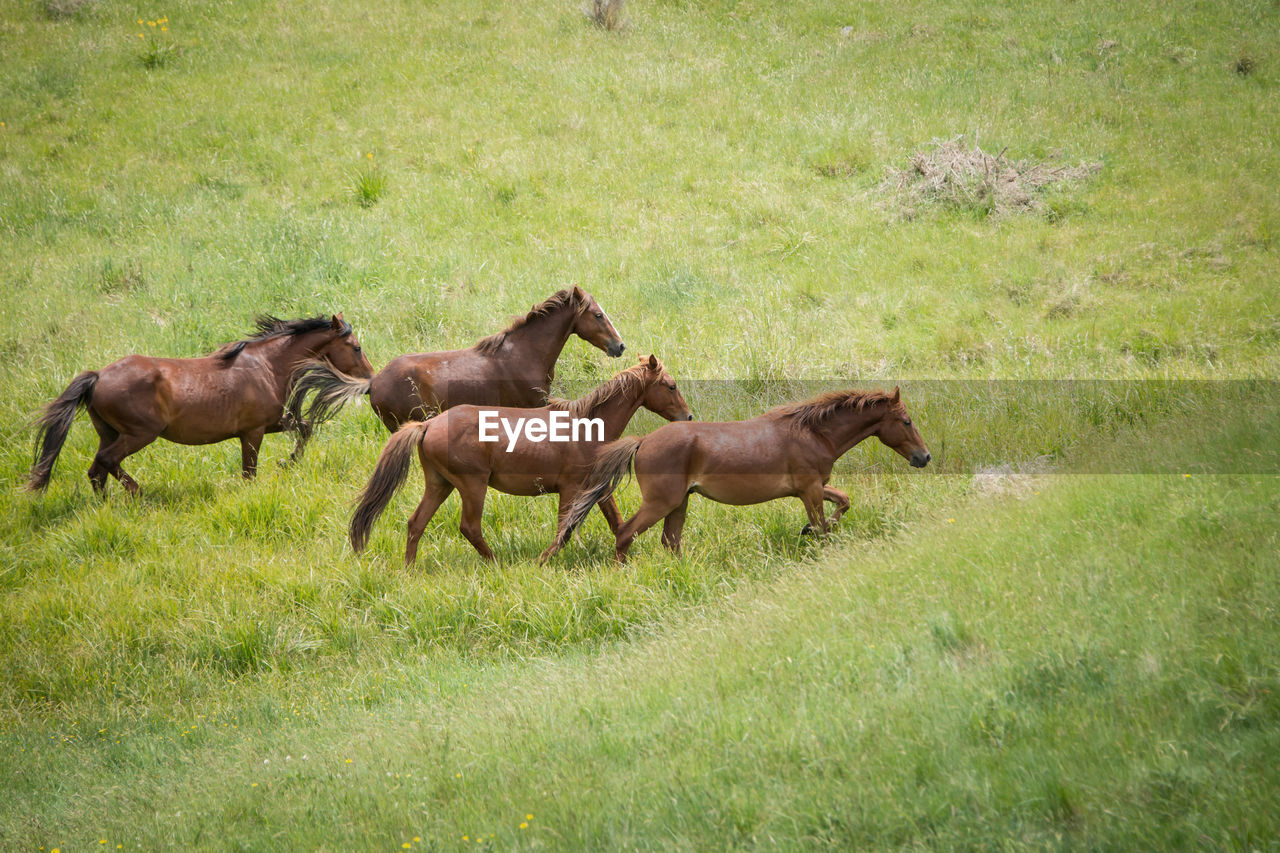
1, 0, 1278, 848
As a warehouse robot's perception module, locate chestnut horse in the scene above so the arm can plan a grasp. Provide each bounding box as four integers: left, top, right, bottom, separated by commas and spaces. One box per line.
289, 287, 625, 433
349, 355, 692, 564
553, 387, 930, 562
28, 315, 372, 495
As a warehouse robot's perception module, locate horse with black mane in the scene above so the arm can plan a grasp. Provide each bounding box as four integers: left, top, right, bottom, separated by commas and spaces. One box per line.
289, 287, 625, 433
553, 387, 931, 562
28, 314, 372, 495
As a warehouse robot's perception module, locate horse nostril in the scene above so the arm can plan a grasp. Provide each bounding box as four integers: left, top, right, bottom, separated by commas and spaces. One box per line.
617, 342, 625, 354
686, 413, 694, 421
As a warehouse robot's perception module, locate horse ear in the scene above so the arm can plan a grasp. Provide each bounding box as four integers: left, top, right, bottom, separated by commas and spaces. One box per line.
890, 385, 900, 404
647, 354, 658, 371
571, 285, 586, 303
330, 314, 343, 331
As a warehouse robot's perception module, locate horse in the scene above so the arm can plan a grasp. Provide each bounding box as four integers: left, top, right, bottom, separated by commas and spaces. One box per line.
288, 286, 625, 433
552, 387, 930, 563
27, 315, 373, 495
349, 355, 692, 564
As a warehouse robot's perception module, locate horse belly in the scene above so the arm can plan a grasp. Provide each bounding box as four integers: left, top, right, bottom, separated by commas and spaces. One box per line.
690, 473, 796, 506
487, 471, 557, 497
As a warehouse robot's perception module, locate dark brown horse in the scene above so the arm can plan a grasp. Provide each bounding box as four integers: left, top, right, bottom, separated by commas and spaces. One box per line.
28, 315, 373, 495
349, 355, 691, 564
289, 287, 625, 433
553, 387, 930, 562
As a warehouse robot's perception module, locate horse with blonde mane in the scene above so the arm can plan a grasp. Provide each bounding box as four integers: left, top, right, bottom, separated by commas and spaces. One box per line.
553, 386, 930, 562
349, 355, 692, 564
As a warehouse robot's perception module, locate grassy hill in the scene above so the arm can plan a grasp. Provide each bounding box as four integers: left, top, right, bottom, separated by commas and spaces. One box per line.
1, 0, 1277, 848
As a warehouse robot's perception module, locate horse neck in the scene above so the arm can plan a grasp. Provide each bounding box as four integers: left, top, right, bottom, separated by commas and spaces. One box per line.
809, 405, 886, 459
497, 303, 578, 379
254, 331, 334, 395
584, 377, 649, 440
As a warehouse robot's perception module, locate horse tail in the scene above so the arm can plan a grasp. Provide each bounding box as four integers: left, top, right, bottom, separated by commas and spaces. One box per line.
553, 435, 642, 550
28, 371, 98, 491
349, 421, 429, 553
287, 359, 372, 431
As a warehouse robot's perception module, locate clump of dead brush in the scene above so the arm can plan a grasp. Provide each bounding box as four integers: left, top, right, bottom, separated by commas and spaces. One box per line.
586, 0, 626, 31
884, 137, 1100, 220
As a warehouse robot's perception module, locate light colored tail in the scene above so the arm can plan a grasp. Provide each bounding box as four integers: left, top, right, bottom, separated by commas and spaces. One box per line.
287, 360, 373, 430
552, 435, 642, 551
349, 421, 429, 553
28, 371, 98, 491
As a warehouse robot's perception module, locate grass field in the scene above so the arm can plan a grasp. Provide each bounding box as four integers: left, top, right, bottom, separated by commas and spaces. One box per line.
2, 0, 1278, 848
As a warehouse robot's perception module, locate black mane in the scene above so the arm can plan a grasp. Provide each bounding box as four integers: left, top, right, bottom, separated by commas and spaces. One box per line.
215, 315, 350, 361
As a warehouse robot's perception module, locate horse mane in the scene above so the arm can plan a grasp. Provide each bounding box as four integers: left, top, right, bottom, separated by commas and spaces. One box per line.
547, 359, 660, 419
473, 289, 582, 354
769, 389, 904, 432
214, 315, 350, 362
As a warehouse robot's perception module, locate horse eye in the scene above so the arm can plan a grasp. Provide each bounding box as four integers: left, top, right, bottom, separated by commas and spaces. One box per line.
903, 418, 912, 426
594, 312, 603, 319
353, 345, 362, 353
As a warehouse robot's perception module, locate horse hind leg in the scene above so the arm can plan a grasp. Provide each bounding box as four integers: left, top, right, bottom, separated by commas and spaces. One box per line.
455, 477, 496, 561
614, 496, 683, 564
660, 496, 690, 553
92, 430, 157, 496
405, 474, 454, 567
86, 410, 118, 494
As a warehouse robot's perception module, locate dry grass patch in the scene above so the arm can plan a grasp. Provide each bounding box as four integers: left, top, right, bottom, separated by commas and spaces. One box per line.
586, 0, 626, 31
885, 138, 1100, 220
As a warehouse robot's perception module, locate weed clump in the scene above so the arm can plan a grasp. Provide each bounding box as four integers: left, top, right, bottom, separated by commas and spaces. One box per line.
43, 0, 94, 18
351, 152, 386, 208
586, 0, 626, 31
885, 137, 1100, 219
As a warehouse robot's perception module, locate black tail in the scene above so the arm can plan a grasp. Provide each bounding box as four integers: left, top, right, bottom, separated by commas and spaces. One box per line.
28, 371, 98, 491
552, 435, 642, 551
286, 360, 373, 432
349, 421, 430, 553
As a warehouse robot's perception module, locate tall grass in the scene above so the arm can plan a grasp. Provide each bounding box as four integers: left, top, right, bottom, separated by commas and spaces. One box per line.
0, 0, 1277, 846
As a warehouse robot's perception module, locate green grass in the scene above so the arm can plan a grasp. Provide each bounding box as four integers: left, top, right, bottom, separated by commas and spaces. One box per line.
1, 0, 1278, 847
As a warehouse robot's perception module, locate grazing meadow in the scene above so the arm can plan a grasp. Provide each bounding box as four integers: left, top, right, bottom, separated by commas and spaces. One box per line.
1, 0, 1278, 848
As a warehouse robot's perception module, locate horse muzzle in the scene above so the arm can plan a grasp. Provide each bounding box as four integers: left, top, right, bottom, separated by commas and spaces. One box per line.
910, 450, 932, 468
607, 340, 626, 357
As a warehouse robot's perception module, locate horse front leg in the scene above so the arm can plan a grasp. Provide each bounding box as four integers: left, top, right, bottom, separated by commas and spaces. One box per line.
798, 482, 829, 537
286, 417, 312, 465
822, 485, 851, 529
240, 428, 266, 479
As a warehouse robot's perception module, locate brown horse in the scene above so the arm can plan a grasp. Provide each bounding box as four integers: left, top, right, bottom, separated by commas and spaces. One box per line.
28, 315, 373, 495
349, 355, 692, 564
553, 387, 930, 562
289, 287, 625, 433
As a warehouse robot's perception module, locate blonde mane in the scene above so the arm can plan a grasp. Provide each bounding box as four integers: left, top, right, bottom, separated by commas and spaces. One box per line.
770, 389, 903, 432
547, 359, 661, 419
473, 289, 583, 354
